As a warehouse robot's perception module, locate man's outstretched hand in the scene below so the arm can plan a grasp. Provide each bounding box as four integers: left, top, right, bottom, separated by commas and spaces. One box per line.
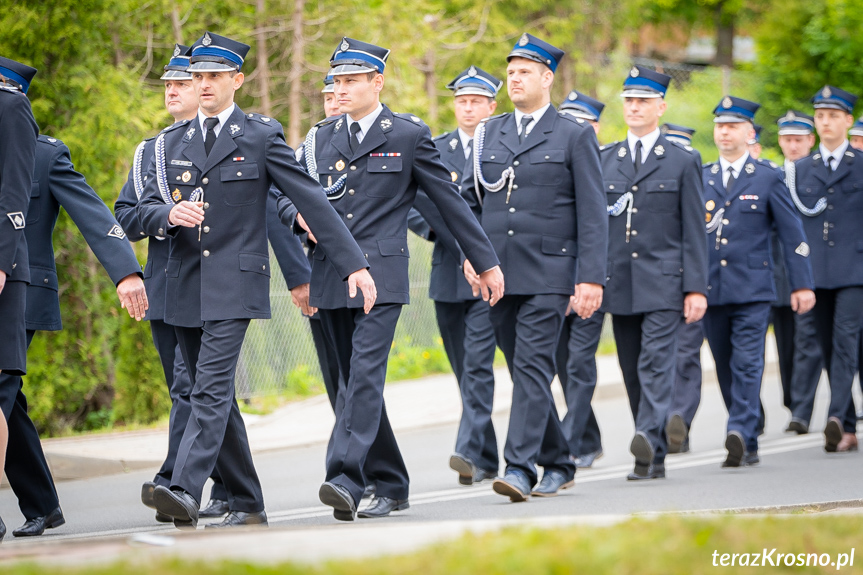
348, 269, 377, 314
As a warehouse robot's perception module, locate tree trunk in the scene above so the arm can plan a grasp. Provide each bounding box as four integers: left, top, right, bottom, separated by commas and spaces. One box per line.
287, 0, 306, 145
714, 2, 734, 67
255, 0, 272, 118
424, 45, 438, 130
170, 5, 183, 44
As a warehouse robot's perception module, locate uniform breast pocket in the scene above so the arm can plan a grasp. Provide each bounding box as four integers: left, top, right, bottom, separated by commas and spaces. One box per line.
739, 200, 767, 214
366, 157, 403, 198
26, 181, 40, 224
528, 149, 566, 186
645, 180, 678, 212
220, 163, 261, 206
842, 181, 863, 194
480, 149, 510, 184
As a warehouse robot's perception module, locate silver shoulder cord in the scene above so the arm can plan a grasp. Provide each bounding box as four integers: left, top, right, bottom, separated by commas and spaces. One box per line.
785, 160, 827, 217
607, 191, 635, 243
154, 133, 176, 206
304, 126, 347, 200
132, 140, 147, 200
473, 120, 515, 205
706, 207, 725, 250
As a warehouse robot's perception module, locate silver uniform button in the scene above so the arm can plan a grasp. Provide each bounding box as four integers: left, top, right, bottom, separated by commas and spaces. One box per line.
509, 207, 516, 213
203, 226, 210, 233
721, 238, 728, 245
720, 259, 727, 267
631, 230, 638, 237
631, 207, 638, 214
722, 218, 729, 225
507, 230, 514, 236
350, 165, 357, 171
44, 278, 48, 284
632, 185, 638, 191
513, 160, 520, 166
140, 231, 145, 236
263, 265, 266, 270
202, 177, 209, 184
631, 252, 638, 259
158, 228, 164, 235
382, 166, 387, 170
346, 213, 353, 220
204, 202, 210, 209
237, 171, 242, 177
512, 184, 518, 190
203, 250, 210, 257
348, 189, 355, 195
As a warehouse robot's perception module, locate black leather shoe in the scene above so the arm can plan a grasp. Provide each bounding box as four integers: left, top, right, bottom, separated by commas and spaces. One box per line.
0, 515, 6, 543
627, 462, 665, 480
573, 449, 603, 468
12, 507, 65, 537
205, 510, 268, 529
666, 414, 688, 454
319, 481, 356, 522
531, 469, 575, 497
141, 481, 157, 509
824, 417, 843, 452
450, 453, 478, 486
785, 419, 808, 435
492, 470, 531, 502
152, 486, 198, 530
629, 432, 654, 477
722, 431, 746, 468
357, 496, 410, 518
362, 483, 377, 499
155, 511, 173, 523
744, 451, 760, 466
199, 498, 229, 518
473, 467, 498, 483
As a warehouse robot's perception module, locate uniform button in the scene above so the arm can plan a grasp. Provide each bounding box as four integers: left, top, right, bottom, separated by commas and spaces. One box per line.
364, 253, 368, 258
762, 261, 768, 266
631, 230, 638, 237
507, 230, 514, 236
204, 202, 210, 209
400, 248, 404, 253
609, 185, 615, 190
509, 207, 516, 213
829, 241, 835, 246
237, 171, 243, 177
722, 218, 729, 225
707, 285, 712, 290
382, 165, 387, 170
203, 250, 210, 257
828, 187, 834, 194
721, 238, 728, 245
720, 259, 727, 267
346, 213, 353, 220
544, 155, 550, 160
350, 165, 357, 171
158, 228, 164, 234
513, 184, 519, 190
348, 189, 355, 196
43, 278, 48, 284
632, 185, 638, 191
751, 204, 757, 209
202, 177, 209, 184
175, 176, 181, 181
143, 176, 147, 181
139, 231, 145, 236
561, 247, 567, 253
827, 204, 834, 210
725, 201, 731, 207
631, 252, 638, 259
659, 184, 665, 189
263, 265, 266, 270
631, 207, 638, 214
203, 226, 210, 233
513, 160, 520, 166
490, 155, 496, 160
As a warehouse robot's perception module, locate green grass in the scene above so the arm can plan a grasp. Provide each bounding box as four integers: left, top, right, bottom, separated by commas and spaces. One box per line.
6, 514, 862, 574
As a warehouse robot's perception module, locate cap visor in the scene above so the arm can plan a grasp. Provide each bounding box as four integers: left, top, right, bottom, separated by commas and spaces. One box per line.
321, 86, 334, 93
713, 114, 751, 124
161, 70, 193, 80
560, 109, 597, 121
620, 89, 662, 98
813, 102, 852, 113
849, 129, 863, 137
778, 128, 812, 136
187, 61, 237, 72
330, 64, 377, 76
453, 87, 495, 98
507, 50, 553, 69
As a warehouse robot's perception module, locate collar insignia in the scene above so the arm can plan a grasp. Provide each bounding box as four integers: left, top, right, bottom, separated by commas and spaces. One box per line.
654, 145, 665, 156
230, 123, 241, 135
745, 163, 755, 174
618, 147, 627, 158
381, 118, 392, 130
334, 118, 343, 132
711, 164, 720, 174
185, 126, 196, 140
450, 137, 459, 151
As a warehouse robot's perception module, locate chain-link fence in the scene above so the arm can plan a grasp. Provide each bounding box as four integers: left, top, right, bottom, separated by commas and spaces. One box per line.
235, 58, 756, 398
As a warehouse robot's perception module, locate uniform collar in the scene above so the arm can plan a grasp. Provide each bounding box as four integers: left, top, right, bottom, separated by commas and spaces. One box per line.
197, 103, 236, 137
626, 128, 660, 162
346, 103, 384, 140
719, 151, 749, 176
514, 103, 551, 134
819, 139, 849, 164
457, 127, 473, 158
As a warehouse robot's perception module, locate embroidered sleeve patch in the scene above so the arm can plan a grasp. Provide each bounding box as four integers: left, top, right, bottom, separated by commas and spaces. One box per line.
107, 224, 126, 239
7, 212, 25, 230
795, 242, 810, 257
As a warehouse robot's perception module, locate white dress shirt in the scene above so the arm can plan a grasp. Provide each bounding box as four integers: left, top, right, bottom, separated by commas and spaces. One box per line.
346, 103, 384, 144
719, 151, 750, 187
198, 103, 236, 141
626, 128, 661, 165
514, 103, 551, 137
819, 139, 849, 171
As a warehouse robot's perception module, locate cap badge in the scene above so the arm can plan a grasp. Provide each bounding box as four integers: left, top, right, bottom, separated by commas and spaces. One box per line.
380, 118, 392, 130
451, 171, 458, 182
722, 96, 733, 109
568, 91, 577, 101
654, 145, 665, 156
630, 67, 639, 78
335, 159, 345, 171
450, 137, 459, 151
787, 111, 796, 120
518, 33, 529, 46
823, 86, 832, 98
230, 123, 240, 135
181, 170, 192, 183
202, 32, 212, 47
340, 39, 350, 52
173, 45, 181, 57
745, 163, 755, 174
618, 147, 627, 158
706, 200, 715, 210
711, 164, 720, 174
468, 66, 477, 77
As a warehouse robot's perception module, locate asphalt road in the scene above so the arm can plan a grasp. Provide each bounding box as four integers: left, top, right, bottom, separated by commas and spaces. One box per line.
1, 370, 861, 550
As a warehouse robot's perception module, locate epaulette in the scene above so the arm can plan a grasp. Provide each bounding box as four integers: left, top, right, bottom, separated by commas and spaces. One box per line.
246, 112, 277, 126
600, 140, 623, 153
0, 84, 23, 95
703, 161, 720, 172
433, 130, 454, 142
667, 139, 697, 154
162, 118, 191, 133
557, 111, 586, 125
38, 134, 62, 147
314, 115, 340, 128
393, 112, 427, 126
480, 112, 510, 125
755, 158, 779, 169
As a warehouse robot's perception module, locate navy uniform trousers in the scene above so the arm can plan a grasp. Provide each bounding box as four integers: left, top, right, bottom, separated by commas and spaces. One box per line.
554, 312, 603, 457
669, 317, 704, 431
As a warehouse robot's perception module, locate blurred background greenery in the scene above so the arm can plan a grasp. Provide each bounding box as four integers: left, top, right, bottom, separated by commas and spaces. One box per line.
3, 0, 861, 435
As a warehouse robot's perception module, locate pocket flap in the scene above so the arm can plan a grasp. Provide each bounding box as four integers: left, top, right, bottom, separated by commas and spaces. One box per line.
368, 156, 402, 173
166, 258, 181, 278
529, 149, 565, 164
166, 167, 200, 185
220, 163, 260, 182
646, 180, 679, 192
661, 260, 683, 276
748, 254, 772, 269
605, 180, 626, 193
239, 252, 271, 276
30, 265, 58, 290
378, 237, 409, 256
143, 259, 153, 279
541, 235, 577, 257
482, 150, 508, 164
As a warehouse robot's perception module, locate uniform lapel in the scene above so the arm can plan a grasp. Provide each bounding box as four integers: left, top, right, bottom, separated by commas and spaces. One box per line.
499, 115, 520, 155
615, 142, 636, 181
329, 115, 353, 163
631, 135, 666, 185
728, 159, 755, 200
827, 150, 853, 187
354, 106, 390, 158
182, 119, 208, 173
515, 107, 554, 156
810, 154, 830, 185
201, 107, 242, 175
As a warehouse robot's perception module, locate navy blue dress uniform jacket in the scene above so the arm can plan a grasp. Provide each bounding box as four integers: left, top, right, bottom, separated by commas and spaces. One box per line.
0, 88, 37, 284
793, 149, 863, 289
702, 157, 814, 305
26, 135, 142, 331
136, 106, 367, 328
600, 136, 707, 314
306, 105, 499, 309
461, 108, 608, 293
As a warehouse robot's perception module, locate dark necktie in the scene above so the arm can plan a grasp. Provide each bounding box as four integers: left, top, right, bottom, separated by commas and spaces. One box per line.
349, 122, 362, 155
203, 117, 220, 155
466, 138, 473, 159
633, 140, 643, 174
726, 165, 736, 195
826, 155, 835, 172
519, 115, 533, 144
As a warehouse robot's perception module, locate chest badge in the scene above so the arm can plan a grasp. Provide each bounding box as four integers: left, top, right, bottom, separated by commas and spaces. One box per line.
706, 200, 715, 210
705, 212, 712, 223
172, 188, 182, 202
451, 171, 458, 182
181, 170, 192, 183
744, 163, 755, 174
335, 159, 346, 172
